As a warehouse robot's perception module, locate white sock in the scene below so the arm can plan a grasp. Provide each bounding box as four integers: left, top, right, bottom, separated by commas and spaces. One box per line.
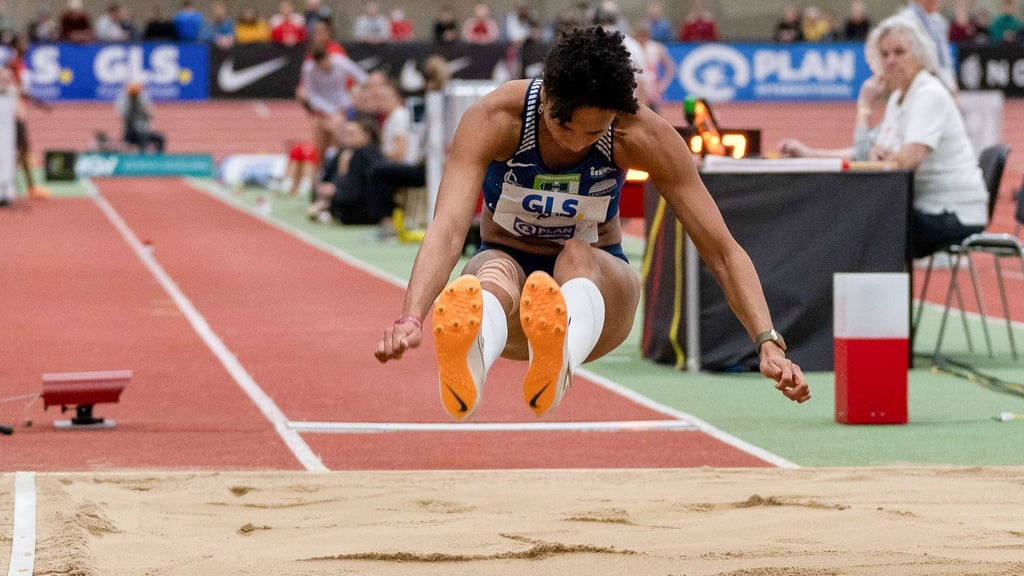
297, 177, 312, 196
560, 278, 605, 371
280, 176, 294, 193
480, 290, 508, 371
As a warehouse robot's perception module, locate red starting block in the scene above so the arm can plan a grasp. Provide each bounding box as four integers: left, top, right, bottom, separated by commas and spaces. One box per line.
42, 370, 131, 429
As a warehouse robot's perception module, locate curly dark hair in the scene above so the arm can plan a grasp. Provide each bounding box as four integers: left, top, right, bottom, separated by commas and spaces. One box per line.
542, 26, 639, 124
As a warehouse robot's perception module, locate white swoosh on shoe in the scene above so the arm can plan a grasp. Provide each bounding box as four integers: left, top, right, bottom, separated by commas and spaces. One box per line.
218, 57, 290, 93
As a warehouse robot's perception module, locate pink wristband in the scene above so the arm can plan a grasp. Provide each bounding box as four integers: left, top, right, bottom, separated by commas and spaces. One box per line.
394, 315, 422, 330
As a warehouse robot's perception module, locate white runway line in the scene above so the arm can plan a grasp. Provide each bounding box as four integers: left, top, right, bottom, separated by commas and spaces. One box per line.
86, 181, 328, 472
288, 419, 698, 434
7, 472, 36, 576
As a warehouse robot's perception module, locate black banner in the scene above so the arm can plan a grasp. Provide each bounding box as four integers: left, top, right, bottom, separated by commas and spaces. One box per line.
957, 43, 1024, 98
343, 41, 509, 89
209, 41, 510, 99
642, 171, 911, 372
210, 43, 306, 99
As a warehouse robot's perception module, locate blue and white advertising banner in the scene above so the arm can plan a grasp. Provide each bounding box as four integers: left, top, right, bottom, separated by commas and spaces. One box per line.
664, 42, 872, 102
25, 43, 209, 102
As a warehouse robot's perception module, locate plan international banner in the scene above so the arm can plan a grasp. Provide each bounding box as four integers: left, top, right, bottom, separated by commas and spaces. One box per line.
664, 42, 874, 103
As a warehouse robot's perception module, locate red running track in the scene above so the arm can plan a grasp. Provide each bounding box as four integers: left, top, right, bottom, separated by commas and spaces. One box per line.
0, 180, 772, 471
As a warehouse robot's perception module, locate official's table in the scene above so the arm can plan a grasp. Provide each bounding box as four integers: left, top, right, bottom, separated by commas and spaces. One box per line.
641, 168, 914, 372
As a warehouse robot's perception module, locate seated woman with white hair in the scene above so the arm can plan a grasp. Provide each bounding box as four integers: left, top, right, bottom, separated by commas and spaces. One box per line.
866, 14, 988, 259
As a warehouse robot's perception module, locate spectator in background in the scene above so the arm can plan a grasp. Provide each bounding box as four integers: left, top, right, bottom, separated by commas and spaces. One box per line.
270, 1, 306, 46
173, 1, 205, 43
503, 2, 536, 44
389, 7, 415, 42
296, 47, 369, 164
0, 3, 13, 44
4, 37, 51, 199
353, 1, 391, 43
544, 5, 583, 43
309, 117, 389, 226
867, 15, 987, 258
27, 8, 58, 43
59, 0, 94, 43
303, 0, 332, 40
202, 1, 236, 49
844, 0, 871, 40
116, 82, 165, 154
370, 57, 450, 237
308, 19, 346, 56
234, 6, 271, 44
988, 0, 1023, 42
143, 6, 178, 41
432, 4, 459, 44
370, 78, 415, 236
634, 21, 675, 114
774, 2, 803, 43
461, 3, 500, 44
948, 0, 976, 42
679, 1, 719, 42
96, 3, 130, 42
899, 0, 957, 94
972, 7, 992, 42
119, 6, 141, 40
802, 6, 837, 42
644, 1, 673, 44
585, 0, 632, 33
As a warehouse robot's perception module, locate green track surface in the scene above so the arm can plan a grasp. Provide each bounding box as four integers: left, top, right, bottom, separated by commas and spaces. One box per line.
105, 178, 1024, 466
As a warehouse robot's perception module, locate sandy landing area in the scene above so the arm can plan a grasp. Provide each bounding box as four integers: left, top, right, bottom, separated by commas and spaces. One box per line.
4, 467, 1024, 576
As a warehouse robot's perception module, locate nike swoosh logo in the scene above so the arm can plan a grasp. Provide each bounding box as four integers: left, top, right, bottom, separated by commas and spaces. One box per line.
529, 382, 550, 409
506, 161, 535, 168
218, 57, 289, 92
446, 385, 468, 413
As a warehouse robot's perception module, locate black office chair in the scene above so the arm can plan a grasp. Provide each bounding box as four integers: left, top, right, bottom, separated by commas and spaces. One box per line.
912, 144, 1009, 350
933, 145, 1022, 361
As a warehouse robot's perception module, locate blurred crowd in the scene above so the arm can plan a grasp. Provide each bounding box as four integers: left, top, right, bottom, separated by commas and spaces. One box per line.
0, 0, 1018, 49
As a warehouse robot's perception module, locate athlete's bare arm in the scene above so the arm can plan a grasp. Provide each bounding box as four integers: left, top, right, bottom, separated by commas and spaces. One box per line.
374, 82, 526, 362
616, 108, 810, 403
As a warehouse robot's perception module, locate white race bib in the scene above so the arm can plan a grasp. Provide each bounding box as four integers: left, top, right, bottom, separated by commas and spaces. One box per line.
493, 182, 611, 243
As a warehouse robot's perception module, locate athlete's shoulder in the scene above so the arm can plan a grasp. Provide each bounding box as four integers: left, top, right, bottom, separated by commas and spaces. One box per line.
613, 106, 687, 168
476, 79, 532, 114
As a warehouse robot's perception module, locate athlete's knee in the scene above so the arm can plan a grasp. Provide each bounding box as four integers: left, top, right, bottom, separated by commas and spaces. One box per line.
474, 256, 524, 315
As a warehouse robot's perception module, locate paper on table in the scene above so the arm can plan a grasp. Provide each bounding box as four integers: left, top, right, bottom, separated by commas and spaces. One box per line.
701, 156, 846, 173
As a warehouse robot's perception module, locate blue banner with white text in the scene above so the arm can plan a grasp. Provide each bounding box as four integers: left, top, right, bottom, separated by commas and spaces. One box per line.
664, 42, 873, 103
25, 43, 209, 102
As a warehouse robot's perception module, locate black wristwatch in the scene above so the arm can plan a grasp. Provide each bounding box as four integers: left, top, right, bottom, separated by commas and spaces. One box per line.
755, 329, 787, 354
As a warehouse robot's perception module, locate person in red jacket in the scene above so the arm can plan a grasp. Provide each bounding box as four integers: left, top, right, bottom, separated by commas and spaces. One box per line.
679, 1, 719, 42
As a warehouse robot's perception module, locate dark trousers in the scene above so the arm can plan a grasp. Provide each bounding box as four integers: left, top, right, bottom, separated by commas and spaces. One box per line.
910, 210, 985, 258
125, 130, 165, 154
372, 162, 425, 214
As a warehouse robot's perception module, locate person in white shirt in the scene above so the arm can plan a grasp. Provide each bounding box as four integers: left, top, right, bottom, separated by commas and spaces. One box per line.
352, 1, 391, 43
867, 15, 987, 258
296, 48, 368, 164
95, 3, 129, 42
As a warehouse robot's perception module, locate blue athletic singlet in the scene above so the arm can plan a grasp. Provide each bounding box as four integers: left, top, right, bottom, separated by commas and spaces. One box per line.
481, 78, 626, 246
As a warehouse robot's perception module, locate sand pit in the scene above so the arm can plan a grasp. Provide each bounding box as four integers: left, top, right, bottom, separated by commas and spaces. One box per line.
5, 466, 1023, 575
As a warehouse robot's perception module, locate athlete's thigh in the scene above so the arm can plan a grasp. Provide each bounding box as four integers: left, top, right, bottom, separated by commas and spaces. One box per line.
586, 250, 641, 359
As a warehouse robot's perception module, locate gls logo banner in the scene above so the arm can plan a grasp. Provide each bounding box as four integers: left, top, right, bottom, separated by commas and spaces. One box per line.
26, 43, 208, 102
664, 42, 871, 102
